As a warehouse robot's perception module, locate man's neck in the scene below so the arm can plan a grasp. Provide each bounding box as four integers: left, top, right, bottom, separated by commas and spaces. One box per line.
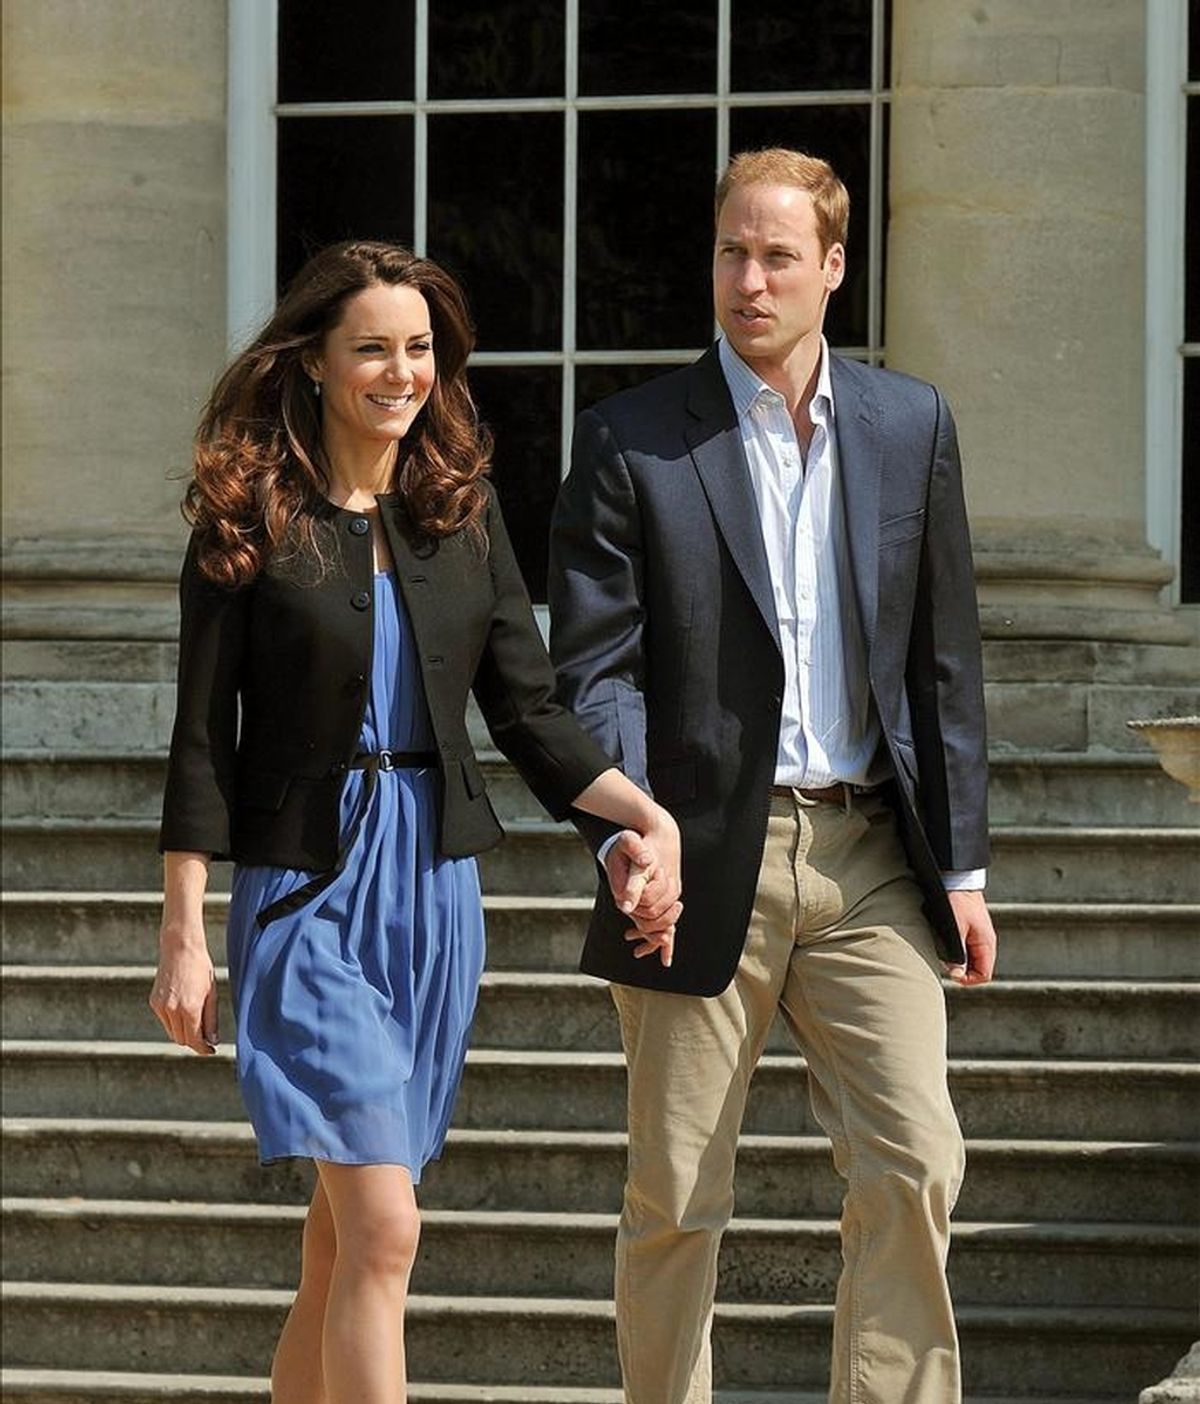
740, 332, 823, 420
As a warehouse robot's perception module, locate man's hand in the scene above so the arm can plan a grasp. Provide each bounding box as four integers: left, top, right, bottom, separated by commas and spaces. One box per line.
942, 890, 997, 987
603, 821, 683, 968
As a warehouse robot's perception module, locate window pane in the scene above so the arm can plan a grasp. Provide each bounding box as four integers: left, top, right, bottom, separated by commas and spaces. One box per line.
1190, 0, 1199, 82
471, 367, 562, 601
578, 110, 716, 351
580, 0, 717, 96
1187, 98, 1200, 344
731, 0, 873, 92
1183, 359, 1200, 604
576, 363, 689, 412
278, 0, 414, 103
729, 104, 873, 347
277, 118, 414, 294
428, 114, 563, 351
428, 0, 563, 98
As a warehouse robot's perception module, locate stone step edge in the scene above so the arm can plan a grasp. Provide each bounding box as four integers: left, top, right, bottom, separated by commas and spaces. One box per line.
6, 818, 1200, 844
4, 890, 1199, 925
1, 1281, 1192, 1336
6, 1117, 1199, 1158
0, 1372, 1119, 1404
6, 966, 1196, 1000
4, 1041, 1197, 1080
5, 1197, 1194, 1251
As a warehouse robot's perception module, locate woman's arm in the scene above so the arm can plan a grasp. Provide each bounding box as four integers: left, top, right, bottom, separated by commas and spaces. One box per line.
149, 850, 219, 1055
571, 768, 682, 967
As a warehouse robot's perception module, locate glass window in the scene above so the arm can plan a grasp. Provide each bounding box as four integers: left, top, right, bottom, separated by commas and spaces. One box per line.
731, 0, 873, 92
577, 109, 716, 351
579, 0, 717, 96
277, 118, 414, 292
1183, 361, 1199, 602
429, 0, 563, 99
270, 0, 892, 597
427, 113, 564, 351
278, 0, 414, 103
470, 367, 563, 602
1187, 98, 1200, 346
576, 363, 679, 413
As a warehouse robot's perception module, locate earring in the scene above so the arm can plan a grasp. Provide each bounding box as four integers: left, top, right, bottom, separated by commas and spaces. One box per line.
312, 380, 321, 397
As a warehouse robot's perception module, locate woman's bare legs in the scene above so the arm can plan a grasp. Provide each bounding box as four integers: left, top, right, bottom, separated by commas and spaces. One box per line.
271, 1176, 337, 1403
315, 1161, 421, 1404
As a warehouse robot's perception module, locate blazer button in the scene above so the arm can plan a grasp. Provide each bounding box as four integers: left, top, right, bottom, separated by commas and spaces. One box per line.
351, 591, 371, 610
349, 517, 370, 536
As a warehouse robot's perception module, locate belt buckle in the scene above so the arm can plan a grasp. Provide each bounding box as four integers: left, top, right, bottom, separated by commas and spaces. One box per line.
377, 749, 396, 772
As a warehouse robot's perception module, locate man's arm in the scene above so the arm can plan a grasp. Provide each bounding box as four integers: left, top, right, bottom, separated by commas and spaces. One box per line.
913, 389, 995, 984
548, 406, 650, 824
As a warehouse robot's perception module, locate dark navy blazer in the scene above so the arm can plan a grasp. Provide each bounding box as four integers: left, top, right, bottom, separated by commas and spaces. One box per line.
549, 345, 989, 996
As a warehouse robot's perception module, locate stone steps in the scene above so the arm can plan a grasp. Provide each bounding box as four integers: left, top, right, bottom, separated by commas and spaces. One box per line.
6, 746, 1200, 828
4, 1198, 1194, 1310
0, 1372, 1140, 1404
3, 1042, 1196, 1141
3, 965, 1196, 1061
4, 816, 1199, 901
4, 890, 1197, 979
1, 1283, 1190, 1396
5, 1120, 1195, 1225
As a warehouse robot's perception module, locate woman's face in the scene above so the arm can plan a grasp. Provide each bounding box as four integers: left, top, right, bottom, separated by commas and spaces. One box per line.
308, 282, 436, 450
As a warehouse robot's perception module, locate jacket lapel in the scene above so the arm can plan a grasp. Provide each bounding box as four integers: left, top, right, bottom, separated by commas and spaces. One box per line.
830, 355, 881, 656
684, 348, 782, 653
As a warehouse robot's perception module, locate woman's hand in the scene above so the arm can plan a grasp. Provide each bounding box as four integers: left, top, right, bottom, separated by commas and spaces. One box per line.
150, 852, 218, 1055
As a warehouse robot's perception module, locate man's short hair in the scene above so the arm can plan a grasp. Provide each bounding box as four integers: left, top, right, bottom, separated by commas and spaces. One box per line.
715, 148, 850, 258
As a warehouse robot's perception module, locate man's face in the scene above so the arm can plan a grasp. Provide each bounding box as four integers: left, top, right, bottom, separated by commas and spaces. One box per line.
713, 182, 844, 370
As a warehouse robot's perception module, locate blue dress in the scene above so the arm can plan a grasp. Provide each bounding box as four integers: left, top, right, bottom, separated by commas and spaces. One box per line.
225, 571, 485, 1178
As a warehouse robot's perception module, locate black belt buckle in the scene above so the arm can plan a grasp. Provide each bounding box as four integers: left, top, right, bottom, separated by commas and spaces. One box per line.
377, 749, 396, 772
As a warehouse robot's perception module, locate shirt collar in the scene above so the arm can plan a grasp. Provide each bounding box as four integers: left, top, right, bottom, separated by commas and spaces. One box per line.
718, 335, 835, 424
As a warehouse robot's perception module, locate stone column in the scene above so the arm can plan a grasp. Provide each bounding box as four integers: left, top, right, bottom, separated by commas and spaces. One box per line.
1, 0, 227, 641
886, 0, 1197, 751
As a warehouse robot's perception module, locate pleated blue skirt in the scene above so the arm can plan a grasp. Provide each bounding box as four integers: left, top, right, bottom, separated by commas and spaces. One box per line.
225, 572, 485, 1179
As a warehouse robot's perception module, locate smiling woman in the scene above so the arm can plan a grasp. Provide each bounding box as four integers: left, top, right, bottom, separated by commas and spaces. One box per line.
151, 240, 682, 1404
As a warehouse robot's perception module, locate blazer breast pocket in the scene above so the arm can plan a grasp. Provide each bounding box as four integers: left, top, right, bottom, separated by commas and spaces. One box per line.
878, 509, 926, 548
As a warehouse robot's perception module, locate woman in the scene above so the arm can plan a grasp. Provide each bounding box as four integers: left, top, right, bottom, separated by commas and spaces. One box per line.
150, 240, 681, 1403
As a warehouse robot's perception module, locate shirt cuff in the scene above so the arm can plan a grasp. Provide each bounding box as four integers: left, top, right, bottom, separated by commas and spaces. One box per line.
596, 833, 621, 869
941, 868, 987, 892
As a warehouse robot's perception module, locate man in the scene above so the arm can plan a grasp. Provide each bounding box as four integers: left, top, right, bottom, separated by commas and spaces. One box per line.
548, 149, 997, 1404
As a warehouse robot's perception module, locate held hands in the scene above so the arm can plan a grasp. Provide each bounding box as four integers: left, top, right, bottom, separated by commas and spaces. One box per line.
602, 804, 683, 968
942, 889, 998, 987
149, 918, 219, 1056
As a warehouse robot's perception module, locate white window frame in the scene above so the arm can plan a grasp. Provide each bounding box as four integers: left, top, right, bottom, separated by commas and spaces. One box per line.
226, 0, 892, 606
1145, 0, 1191, 607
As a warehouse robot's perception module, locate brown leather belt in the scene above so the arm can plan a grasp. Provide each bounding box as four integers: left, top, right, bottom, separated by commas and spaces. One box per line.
771, 782, 854, 804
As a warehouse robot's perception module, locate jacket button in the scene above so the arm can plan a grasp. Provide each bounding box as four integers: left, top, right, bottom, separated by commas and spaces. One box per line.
349, 517, 370, 536
351, 591, 371, 610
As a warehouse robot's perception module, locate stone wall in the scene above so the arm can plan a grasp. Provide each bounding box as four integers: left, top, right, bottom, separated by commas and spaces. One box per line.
1, 0, 227, 588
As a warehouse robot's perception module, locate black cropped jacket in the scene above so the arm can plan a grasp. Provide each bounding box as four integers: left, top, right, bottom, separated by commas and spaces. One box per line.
159, 484, 613, 869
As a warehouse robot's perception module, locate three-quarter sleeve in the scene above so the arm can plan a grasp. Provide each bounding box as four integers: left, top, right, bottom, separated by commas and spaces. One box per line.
470, 487, 615, 820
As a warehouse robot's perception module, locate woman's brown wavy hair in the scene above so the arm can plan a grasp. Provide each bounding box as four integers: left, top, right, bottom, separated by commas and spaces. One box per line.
186, 240, 492, 587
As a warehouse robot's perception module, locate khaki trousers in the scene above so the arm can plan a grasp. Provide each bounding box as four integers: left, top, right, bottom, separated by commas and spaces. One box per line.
611, 789, 965, 1404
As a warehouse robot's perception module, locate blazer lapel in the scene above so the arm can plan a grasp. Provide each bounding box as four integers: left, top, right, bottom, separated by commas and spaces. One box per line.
684, 349, 782, 653
830, 356, 881, 655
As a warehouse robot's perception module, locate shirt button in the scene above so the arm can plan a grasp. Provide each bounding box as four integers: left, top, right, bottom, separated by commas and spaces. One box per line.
349, 517, 370, 536
351, 591, 371, 610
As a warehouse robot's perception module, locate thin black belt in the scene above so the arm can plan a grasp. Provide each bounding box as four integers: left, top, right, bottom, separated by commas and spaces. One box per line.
255, 749, 439, 930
